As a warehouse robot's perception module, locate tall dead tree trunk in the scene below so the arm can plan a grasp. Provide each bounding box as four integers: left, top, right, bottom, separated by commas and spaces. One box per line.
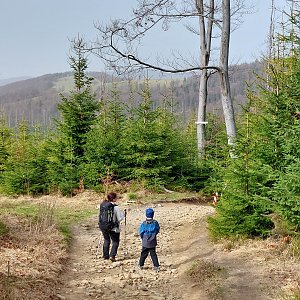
196, 0, 214, 157
219, 0, 236, 146
197, 67, 209, 156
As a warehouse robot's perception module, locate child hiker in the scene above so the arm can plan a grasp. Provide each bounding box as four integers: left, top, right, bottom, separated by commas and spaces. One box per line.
138, 208, 160, 272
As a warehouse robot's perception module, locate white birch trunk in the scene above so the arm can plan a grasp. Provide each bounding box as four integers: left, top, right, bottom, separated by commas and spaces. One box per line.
219, 0, 237, 146
197, 68, 208, 156
196, 0, 214, 156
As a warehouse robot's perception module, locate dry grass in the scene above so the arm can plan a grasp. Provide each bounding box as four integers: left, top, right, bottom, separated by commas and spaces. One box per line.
288, 237, 300, 258
186, 258, 224, 283
28, 202, 55, 235
186, 259, 226, 299
0, 202, 67, 299
279, 281, 300, 300
0, 220, 9, 236
0, 192, 100, 299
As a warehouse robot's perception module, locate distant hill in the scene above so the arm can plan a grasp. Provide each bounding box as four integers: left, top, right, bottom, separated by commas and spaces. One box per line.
0, 61, 263, 127
0, 76, 31, 87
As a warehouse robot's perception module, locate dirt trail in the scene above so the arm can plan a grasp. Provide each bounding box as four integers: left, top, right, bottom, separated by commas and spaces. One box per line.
56, 202, 299, 300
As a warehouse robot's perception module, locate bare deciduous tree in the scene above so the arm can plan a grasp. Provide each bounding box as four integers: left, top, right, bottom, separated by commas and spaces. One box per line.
89, 0, 249, 155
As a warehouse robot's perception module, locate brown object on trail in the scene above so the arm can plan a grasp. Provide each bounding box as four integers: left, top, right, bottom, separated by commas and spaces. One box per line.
282, 235, 291, 244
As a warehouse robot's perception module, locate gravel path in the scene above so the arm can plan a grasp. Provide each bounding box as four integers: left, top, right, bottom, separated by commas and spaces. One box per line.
56, 202, 214, 300
56, 200, 300, 300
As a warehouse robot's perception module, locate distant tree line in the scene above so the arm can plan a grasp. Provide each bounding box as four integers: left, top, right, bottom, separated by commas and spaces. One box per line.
0, 62, 261, 128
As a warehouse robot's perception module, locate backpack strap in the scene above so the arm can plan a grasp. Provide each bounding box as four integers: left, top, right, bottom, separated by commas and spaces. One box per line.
143, 219, 155, 225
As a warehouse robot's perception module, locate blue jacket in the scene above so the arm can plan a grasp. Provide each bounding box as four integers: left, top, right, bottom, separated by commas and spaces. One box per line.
139, 219, 160, 248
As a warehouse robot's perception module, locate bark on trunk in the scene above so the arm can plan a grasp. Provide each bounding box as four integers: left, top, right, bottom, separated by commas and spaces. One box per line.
197, 69, 208, 156
196, 0, 214, 156
219, 0, 237, 146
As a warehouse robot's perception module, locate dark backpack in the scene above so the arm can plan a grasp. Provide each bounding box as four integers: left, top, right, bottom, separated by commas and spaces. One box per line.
98, 201, 117, 231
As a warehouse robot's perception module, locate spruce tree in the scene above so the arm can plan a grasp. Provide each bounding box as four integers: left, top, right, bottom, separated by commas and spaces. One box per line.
51, 38, 100, 194
84, 82, 126, 189
120, 79, 168, 186
270, 51, 300, 229
208, 107, 274, 238
0, 113, 12, 181
120, 79, 199, 189
253, 15, 300, 231
209, 9, 300, 237
2, 121, 49, 195
57, 38, 99, 158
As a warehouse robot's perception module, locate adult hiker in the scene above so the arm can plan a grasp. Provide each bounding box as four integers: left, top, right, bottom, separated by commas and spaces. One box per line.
138, 207, 160, 272
98, 192, 124, 262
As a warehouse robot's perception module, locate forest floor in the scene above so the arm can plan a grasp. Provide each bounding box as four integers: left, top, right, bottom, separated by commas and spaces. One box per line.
0, 191, 300, 299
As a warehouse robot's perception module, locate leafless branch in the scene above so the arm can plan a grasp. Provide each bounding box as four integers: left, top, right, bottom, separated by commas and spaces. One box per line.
89, 0, 252, 76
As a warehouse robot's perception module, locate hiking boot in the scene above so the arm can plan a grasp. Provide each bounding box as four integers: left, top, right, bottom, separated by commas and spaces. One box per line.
110, 257, 116, 262
153, 266, 160, 272
136, 262, 144, 270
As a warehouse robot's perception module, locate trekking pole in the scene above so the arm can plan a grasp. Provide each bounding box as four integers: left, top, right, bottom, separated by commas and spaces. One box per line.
95, 232, 102, 259
124, 208, 127, 227
123, 209, 128, 255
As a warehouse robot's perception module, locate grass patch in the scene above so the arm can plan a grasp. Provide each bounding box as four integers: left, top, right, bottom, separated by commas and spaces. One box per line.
0, 201, 56, 235
127, 192, 138, 200
0, 274, 18, 300
213, 236, 248, 251
55, 207, 95, 225
186, 259, 226, 299
54, 207, 95, 243
58, 223, 73, 244
288, 293, 300, 300
288, 236, 300, 258
291, 292, 300, 300
0, 220, 9, 236
0, 200, 39, 218
186, 259, 224, 283
0, 199, 95, 243
0, 199, 94, 223
280, 285, 300, 300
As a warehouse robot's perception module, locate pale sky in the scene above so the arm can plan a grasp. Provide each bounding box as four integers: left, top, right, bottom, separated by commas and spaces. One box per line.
0, 0, 288, 80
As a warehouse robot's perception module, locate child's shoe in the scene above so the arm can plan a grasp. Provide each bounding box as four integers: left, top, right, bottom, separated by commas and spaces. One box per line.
153, 266, 160, 272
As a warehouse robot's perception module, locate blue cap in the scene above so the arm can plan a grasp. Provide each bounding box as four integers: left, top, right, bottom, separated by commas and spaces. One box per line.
146, 208, 154, 218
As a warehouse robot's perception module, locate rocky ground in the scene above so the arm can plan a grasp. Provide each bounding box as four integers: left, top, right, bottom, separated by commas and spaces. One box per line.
55, 200, 300, 300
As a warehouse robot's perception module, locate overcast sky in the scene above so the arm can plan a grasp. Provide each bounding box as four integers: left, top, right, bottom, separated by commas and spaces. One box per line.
0, 0, 288, 80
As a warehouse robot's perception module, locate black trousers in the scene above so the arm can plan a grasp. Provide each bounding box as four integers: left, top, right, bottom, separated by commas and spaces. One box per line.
139, 246, 159, 267
101, 230, 120, 259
